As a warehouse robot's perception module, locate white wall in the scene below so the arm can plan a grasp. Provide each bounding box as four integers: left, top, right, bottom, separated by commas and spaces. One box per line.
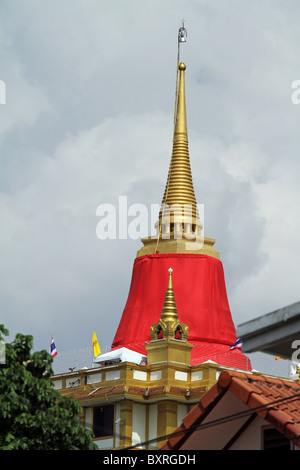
229, 414, 267, 450
132, 403, 146, 449
177, 404, 188, 427
148, 404, 158, 449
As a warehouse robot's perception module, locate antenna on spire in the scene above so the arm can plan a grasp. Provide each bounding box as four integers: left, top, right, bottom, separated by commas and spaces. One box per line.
177, 21, 187, 64
174, 21, 187, 130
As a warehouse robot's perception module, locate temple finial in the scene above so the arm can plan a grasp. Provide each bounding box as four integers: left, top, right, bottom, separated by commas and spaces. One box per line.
174, 62, 188, 136
147, 268, 192, 361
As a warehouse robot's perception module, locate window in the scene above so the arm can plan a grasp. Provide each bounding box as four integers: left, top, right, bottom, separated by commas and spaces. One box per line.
263, 427, 292, 450
174, 326, 182, 339
93, 404, 114, 438
157, 325, 163, 339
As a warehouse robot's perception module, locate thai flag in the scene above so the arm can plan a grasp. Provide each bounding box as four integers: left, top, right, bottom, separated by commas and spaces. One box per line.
50, 337, 57, 357
229, 338, 243, 350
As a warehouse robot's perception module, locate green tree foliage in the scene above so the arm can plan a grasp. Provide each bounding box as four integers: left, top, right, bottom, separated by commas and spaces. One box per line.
0, 325, 98, 450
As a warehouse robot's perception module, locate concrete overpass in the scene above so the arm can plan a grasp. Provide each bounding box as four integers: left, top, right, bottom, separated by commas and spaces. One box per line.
236, 301, 300, 361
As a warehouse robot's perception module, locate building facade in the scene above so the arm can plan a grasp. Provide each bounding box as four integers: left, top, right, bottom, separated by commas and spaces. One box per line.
52, 266, 233, 449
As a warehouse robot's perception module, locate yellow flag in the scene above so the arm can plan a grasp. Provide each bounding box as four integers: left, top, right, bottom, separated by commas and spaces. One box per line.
92, 329, 101, 358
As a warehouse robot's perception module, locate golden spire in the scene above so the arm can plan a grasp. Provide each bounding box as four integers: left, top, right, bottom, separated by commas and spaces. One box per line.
161, 268, 178, 321
136, 26, 220, 260
157, 62, 201, 238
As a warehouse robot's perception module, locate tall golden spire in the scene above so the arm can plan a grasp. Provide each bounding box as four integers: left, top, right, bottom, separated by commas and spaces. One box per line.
157, 61, 202, 240
137, 26, 220, 259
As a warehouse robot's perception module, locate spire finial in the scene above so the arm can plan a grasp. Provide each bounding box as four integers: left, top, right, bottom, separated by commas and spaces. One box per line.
177, 21, 187, 64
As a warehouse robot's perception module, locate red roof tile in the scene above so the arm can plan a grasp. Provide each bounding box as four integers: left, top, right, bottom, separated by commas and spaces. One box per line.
161, 370, 300, 450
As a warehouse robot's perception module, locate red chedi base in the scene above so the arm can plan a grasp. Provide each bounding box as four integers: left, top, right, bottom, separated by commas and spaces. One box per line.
111, 254, 251, 371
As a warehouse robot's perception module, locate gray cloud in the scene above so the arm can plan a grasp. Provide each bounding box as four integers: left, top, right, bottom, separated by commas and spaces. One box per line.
1, 1, 300, 358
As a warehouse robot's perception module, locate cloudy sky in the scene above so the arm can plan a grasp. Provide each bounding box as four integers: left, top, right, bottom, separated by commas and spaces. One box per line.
1, 0, 300, 358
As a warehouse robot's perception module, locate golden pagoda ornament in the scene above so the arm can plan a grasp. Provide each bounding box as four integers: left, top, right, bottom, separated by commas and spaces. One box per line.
146, 268, 193, 366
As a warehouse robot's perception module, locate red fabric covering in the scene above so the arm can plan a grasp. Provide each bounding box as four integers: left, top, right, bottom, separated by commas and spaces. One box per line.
112, 254, 251, 370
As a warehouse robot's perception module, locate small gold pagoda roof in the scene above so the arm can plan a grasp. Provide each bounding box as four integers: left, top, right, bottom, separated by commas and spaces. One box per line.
160, 268, 178, 322
146, 267, 193, 365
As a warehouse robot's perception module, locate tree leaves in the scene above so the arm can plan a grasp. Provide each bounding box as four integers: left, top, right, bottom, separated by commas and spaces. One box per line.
0, 325, 97, 450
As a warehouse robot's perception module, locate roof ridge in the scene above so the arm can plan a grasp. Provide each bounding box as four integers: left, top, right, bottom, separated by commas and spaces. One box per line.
219, 369, 300, 388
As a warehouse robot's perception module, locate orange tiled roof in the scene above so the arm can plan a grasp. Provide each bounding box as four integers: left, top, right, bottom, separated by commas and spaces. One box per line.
161, 370, 300, 450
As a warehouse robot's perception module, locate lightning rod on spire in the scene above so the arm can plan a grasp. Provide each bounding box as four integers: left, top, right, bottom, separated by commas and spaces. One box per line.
174, 22, 187, 133
177, 21, 187, 64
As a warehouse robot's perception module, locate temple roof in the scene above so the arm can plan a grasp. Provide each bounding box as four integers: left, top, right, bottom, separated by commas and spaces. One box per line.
111, 254, 251, 370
